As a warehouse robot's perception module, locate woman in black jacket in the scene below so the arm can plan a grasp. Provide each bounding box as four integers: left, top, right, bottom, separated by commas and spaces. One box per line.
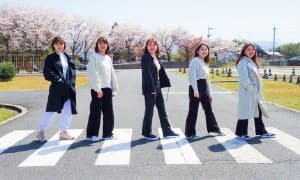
141, 38, 179, 140
36, 36, 77, 142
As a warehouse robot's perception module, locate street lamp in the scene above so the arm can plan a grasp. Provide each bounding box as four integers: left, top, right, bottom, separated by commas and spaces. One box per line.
109, 22, 118, 36
272, 25, 277, 58
207, 26, 214, 39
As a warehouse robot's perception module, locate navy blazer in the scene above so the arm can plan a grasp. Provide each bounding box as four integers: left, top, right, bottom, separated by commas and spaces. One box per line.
43, 52, 77, 114
141, 53, 171, 95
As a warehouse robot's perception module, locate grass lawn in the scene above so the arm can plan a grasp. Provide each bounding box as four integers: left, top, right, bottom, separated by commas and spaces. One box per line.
0, 75, 88, 91
175, 71, 300, 111
0, 108, 16, 123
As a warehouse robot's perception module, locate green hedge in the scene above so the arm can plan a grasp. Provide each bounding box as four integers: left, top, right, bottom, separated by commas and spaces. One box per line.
0, 62, 16, 81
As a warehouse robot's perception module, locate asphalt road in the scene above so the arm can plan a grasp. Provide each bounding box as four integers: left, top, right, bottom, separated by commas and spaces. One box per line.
0, 69, 299, 180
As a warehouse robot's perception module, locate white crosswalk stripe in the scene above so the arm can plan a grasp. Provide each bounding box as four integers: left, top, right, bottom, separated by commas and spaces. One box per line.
267, 127, 300, 155
158, 128, 201, 164
214, 128, 273, 163
95, 128, 132, 165
18, 129, 83, 167
0, 130, 34, 154
0, 127, 298, 167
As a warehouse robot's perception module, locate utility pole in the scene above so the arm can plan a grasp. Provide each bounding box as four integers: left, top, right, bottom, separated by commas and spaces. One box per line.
207, 26, 214, 39
272, 25, 277, 58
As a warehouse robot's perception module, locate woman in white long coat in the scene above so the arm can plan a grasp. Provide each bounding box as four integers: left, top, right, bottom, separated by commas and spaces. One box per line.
235, 43, 275, 140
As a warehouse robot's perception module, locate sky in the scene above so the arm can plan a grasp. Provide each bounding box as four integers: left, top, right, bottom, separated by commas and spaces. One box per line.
1, 0, 299, 43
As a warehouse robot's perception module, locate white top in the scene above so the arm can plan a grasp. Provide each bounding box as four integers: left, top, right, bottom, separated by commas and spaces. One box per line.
57, 52, 68, 80
188, 57, 212, 96
87, 53, 118, 93
152, 55, 161, 79
153, 55, 161, 71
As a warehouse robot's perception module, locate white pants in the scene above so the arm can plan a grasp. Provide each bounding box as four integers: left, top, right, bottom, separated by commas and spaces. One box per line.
39, 99, 72, 132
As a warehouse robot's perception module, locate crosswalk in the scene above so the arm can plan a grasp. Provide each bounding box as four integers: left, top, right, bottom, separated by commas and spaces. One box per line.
0, 127, 299, 167
158, 128, 201, 164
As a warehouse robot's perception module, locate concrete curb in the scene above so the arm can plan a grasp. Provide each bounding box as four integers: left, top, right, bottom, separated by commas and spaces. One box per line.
0, 103, 28, 126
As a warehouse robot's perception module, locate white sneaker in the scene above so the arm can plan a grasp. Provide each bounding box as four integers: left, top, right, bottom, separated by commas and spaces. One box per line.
208, 131, 226, 136
237, 135, 251, 141
87, 136, 100, 142
186, 135, 201, 140
103, 135, 116, 140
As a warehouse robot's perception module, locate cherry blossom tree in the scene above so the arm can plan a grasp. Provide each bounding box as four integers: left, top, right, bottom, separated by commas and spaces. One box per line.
155, 29, 178, 61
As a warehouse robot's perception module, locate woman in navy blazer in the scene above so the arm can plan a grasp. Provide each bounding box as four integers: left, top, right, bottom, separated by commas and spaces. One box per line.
141, 38, 179, 140
36, 36, 77, 142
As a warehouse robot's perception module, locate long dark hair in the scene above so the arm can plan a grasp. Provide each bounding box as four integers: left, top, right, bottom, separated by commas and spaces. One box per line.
95, 37, 110, 54
144, 38, 160, 57
194, 43, 210, 64
236, 43, 259, 67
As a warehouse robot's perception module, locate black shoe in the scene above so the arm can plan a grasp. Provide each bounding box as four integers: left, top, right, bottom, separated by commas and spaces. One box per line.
186, 135, 201, 140
164, 131, 180, 138
143, 134, 159, 140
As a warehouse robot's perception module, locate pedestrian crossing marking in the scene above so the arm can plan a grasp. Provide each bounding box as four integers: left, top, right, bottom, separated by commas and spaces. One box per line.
214, 128, 273, 163
158, 128, 201, 164
95, 129, 132, 165
267, 127, 300, 155
0, 130, 34, 154
0, 127, 298, 167
18, 129, 83, 167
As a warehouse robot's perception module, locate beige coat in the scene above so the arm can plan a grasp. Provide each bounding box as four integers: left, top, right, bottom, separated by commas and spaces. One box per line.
237, 56, 268, 120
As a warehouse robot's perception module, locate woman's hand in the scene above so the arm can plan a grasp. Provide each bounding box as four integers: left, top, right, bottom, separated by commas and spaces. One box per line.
194, 92, 200, 99
97, 91, 103, 98
209, 96, 213, 103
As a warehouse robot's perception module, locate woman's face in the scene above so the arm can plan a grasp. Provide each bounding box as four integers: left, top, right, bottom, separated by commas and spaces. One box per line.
198, 45, 209, 59
147, 41, 158, 55
97, 41, 108, 53
245, 45, 256, 58
53, 43, 64, 53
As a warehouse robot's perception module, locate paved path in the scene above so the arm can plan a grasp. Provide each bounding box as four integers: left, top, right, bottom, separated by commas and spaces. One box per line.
0, 69, 299, 180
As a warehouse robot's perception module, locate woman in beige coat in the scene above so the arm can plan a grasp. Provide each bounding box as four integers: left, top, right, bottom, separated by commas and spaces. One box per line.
235, 43, 275, 140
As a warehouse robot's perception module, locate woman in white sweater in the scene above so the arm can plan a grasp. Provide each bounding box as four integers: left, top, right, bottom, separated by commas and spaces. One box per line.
185, 43, 224, 140
86, 37, 118, 142
235, 43, 275, 140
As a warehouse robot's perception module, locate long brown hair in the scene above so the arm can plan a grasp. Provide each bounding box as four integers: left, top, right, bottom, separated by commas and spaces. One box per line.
144, 38, 160, 57
51, 36, 66, 51
236, 43, 259, 67
194, 43, 210, 64
95, 37, 110, 54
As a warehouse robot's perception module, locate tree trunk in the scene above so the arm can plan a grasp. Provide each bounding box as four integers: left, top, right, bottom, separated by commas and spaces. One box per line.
84, 51, 88, 64
167, 52, 171, 62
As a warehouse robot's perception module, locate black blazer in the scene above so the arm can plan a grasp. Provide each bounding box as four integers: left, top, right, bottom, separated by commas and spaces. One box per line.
141, 53, 171, 95
43, 52, 77, 114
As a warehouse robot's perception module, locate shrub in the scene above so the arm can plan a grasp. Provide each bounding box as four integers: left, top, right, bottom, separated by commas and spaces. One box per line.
0, 62, 16, 81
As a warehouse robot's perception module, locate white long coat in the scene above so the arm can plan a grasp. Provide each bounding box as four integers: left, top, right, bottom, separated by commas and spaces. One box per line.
237, 56, 268, 120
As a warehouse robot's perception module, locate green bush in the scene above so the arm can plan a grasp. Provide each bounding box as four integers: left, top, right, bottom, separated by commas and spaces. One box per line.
0, 62, 16, 81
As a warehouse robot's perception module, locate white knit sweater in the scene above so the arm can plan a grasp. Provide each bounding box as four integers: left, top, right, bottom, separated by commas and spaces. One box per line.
188, 57, 212, 96
87, 53, 118, 94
